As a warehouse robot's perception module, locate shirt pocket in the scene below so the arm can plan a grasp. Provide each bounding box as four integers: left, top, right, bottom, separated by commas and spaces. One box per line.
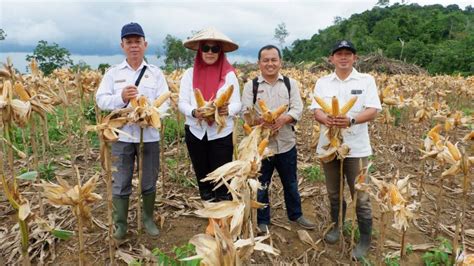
139, 81, 157, 99
347, 89, 366, 114
277, 87, 290, 108
113, 83, 127, 96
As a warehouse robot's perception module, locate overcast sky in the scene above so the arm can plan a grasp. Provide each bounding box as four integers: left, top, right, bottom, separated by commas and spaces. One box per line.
0, 0, 471, 71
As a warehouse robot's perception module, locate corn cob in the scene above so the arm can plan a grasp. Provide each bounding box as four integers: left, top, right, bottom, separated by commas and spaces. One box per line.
272, 104, 288, 120
389, 185, 405, 206
194, 88, 206, 108
153, 91, 171, 108
339, 96, 357, 115
331, 96, 339, 116
429, 124, 442, 135
214, 85, 234, 108
446, 141, 461, 161
243, 123, 252, 135
137, 95, 147, 107
130, 97, 139, 108
257, 99, 270, 113
314, 96, 332, 114
13, 82, 31, 101
258, 138, 269, 155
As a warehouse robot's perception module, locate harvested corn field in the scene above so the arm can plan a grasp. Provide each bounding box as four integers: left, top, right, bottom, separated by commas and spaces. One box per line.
0, 59, 473, 265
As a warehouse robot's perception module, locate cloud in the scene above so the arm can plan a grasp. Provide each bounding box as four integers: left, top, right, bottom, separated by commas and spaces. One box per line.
0, 0, 472, 58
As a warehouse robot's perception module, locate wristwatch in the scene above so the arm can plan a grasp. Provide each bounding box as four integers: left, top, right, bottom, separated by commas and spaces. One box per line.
349, 116, 356, 127
192, 109, 196, 118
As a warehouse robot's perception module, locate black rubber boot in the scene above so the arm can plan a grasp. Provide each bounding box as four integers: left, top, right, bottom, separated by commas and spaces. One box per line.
142, 192, 160, 236
112, 197, 129, 240
325, 201, 346, 244
352, 218, 372, 260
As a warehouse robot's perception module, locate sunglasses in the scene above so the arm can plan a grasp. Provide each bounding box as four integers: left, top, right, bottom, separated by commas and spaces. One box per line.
202, 45, 221, 53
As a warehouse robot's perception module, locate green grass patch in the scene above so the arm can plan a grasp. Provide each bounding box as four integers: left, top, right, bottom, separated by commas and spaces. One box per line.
302, 165, 324, 182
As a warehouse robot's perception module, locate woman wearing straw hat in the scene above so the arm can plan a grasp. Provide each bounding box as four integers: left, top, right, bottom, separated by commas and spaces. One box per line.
178, 27, 241, 202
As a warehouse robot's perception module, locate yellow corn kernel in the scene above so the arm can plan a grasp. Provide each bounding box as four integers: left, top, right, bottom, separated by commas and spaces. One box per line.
153, 91, 171, 108
214, 85, 234, 107
13, 82, 31, 101
257, 99, 270, 113
194, 88, 206, 108
130, 97, 139, 108
258, 138, 269, 155
138, 95, 148, 107
332, 96, 339, 116
314, 96, 332, 114
446, 141, 461, 161
243, 123, 252, 135
339, 96, 358, 115
272, 104, 288, 120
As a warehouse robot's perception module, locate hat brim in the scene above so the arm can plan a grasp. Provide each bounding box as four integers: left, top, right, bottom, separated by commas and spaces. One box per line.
184, 39, 238, 53
331, 47, 356, 55
122, 32, 145, 38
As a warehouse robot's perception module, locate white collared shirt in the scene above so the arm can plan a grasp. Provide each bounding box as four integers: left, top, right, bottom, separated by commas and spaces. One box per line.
309, 68, 382, 157
96, 60, 170, 143
178, 68, 241, 141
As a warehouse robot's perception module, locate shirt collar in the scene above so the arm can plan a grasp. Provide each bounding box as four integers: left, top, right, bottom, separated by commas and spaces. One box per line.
257, 73, 284, 84
330, 68, 361, 81
118, 59, 148, 71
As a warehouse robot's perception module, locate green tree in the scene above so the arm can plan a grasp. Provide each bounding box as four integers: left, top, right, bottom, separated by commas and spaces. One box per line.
274, 22, 289, 48
71, 60, 91, 72
284, 3, 474, 75
26, 40, 73, 76
98, 63, 111, 74
0, 29, 6, 41
159, 34, 194, 71
376, 0, 389, 6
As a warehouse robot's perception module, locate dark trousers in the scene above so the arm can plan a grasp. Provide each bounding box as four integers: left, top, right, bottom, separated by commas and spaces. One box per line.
322, 157, 372, 223
111, 141, 160, 197
257, 146, 303, 225
185, 125, 233, 201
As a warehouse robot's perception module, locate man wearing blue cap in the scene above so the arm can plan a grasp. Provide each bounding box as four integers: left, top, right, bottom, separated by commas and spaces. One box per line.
310, 40, 382, 260
96, 22, 169, 239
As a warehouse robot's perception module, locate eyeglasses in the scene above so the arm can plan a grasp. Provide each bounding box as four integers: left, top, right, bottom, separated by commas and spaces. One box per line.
202, 45, 221, 53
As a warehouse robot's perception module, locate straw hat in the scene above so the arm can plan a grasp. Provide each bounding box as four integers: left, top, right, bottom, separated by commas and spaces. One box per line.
183, 27, 238, 52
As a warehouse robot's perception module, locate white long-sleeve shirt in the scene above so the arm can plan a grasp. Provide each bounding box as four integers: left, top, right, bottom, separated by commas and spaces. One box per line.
96, 60, 170, 143
178, 68, 241, 141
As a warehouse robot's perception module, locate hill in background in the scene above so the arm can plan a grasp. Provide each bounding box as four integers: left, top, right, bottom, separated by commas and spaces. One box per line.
283, 3, 474, 75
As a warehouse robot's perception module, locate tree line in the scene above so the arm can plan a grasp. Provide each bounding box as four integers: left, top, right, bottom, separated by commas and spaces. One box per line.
282, 3, 474, 75
1, 3, 472, 75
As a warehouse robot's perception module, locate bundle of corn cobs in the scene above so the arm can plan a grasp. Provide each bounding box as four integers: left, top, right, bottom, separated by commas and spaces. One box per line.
194, 85, 234, 133
314, 95, 357, 162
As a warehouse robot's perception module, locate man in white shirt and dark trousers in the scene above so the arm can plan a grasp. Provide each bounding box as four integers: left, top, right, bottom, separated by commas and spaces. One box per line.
242, 45, 316, 234
310, 40, 382, 260
96, 22, 169, 239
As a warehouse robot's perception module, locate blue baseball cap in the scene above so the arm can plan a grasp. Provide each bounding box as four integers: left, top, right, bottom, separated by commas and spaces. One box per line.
331, 40, 356, 55
121, 22, 145, 39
